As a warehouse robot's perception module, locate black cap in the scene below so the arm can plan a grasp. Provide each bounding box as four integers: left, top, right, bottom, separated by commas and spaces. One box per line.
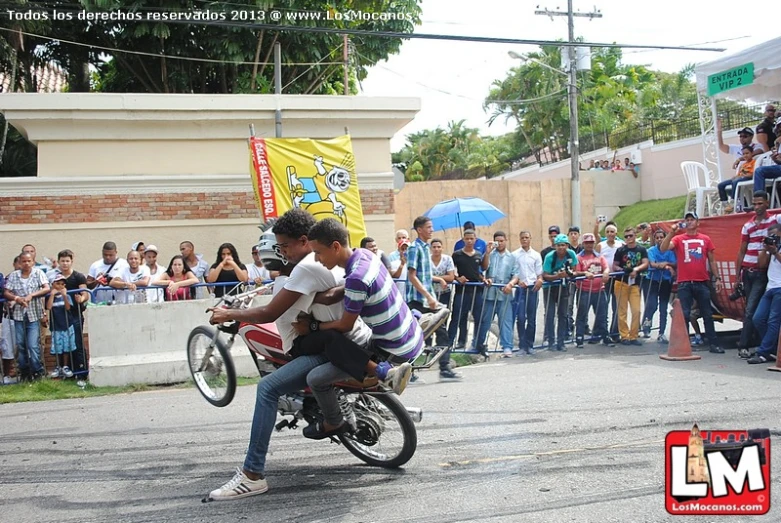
684, 211, 699, 220
568, 226, 580, 233
738, 127, 755, 136
548, 225, 560, 234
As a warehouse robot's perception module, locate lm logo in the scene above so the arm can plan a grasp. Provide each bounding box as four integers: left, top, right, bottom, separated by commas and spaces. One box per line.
665, 425, 770, 515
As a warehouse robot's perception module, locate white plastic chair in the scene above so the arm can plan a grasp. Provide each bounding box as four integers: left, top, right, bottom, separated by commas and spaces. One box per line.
681, 161, 718, 217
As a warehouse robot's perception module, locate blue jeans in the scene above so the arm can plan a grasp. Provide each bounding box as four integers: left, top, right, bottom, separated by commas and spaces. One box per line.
642, 278, 673, 335
752, 287, 781, 356
244, 354, 330, 475
677, 281, 718, 346
476, 297, 514, 350
15, 317, 43, 376
754, 165, 781, 192
514, 287, 539, 351
448, 285, 483, 348
575, 289, 608, 342
543, 285, 569, 349
717, 176, 752, 202
739, 270, 768, 348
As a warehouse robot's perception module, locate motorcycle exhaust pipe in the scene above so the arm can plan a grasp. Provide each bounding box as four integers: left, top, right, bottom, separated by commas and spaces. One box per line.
406, 407, 423, 423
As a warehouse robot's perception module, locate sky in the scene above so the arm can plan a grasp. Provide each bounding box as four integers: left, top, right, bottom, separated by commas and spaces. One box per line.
358, 0, 767, 151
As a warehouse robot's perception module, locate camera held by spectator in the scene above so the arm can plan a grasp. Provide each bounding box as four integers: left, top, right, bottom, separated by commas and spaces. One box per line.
763, 234, 780, 248
728, 281, 746, 302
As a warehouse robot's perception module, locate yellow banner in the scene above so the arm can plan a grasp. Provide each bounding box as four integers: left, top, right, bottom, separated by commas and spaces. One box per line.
249, 135, 367, 246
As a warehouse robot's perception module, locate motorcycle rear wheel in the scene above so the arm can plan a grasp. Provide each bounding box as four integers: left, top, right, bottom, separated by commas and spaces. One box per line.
187, 325, 237, 407
339, 392, 417, 468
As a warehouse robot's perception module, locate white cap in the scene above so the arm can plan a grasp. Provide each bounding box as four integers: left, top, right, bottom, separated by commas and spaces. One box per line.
144, 245, 158, 253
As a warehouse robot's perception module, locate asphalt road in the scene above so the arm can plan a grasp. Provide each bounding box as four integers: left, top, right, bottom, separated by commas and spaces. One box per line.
2, 341, 781, 523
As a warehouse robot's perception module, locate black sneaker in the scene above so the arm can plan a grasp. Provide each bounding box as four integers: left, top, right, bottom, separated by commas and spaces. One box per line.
629, 339, 643, 346
738, 348, 753, 359
575, 338, 584, 349
747, 353, 775, 364
439, 369, 462, 380
602, 338, 616, 347
709, 345, 725, 354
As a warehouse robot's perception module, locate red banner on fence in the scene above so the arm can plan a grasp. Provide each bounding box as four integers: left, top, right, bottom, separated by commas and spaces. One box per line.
653, 209, 781, 321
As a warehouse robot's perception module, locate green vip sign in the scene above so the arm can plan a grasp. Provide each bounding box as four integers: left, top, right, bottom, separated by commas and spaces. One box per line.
707, 62, 754, 96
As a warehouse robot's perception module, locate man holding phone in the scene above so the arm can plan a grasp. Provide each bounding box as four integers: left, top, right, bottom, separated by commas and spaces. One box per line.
660, 212, 724, 354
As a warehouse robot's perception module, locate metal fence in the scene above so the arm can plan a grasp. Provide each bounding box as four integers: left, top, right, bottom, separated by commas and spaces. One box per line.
529, 101, 777, 168
423, 273, 700, 355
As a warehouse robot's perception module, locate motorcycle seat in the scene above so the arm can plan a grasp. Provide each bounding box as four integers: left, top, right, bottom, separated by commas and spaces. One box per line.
336, 376, 380, 389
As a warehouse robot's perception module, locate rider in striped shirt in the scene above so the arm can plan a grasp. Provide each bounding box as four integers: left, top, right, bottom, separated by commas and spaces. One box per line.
308, 218, 422, 393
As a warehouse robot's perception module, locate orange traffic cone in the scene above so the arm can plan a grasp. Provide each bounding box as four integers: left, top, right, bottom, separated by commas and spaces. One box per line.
767, 332, 781, 373
660, 299, 701, 361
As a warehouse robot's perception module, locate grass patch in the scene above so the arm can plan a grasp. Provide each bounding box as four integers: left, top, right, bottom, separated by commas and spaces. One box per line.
0, 374, 262, 404
450, 353, 477, 368
606, 195, 687, 234
0, 379, 154, 404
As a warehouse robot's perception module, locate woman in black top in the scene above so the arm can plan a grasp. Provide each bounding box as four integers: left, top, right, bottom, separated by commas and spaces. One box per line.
207, 243, 248, 297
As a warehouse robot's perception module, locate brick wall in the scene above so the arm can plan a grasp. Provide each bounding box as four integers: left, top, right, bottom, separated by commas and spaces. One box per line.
0, 188, 393, 224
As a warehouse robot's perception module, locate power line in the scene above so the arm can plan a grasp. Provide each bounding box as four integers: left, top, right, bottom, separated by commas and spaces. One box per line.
147, 19, 728, 52
0, 27, 343, 67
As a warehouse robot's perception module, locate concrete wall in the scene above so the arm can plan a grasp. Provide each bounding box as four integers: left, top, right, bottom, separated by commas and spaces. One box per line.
87, 297, 272, 387
394, 178, 595, 253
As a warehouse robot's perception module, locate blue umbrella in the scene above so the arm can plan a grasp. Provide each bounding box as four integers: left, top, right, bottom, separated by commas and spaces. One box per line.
424, 197, 506, 231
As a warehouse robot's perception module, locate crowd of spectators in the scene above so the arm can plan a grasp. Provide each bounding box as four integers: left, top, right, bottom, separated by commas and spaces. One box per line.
0, 239, 269, 384
716, 105, 781, 213
380, 193, 781, 377
586, 157, 640, 177
4, 182, 781, 385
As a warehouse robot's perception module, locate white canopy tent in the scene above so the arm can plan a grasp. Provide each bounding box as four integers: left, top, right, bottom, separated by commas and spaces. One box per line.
693, 37, 781, 189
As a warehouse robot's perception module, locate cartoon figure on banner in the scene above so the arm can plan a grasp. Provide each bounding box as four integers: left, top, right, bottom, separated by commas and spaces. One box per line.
287, 155, 353, 223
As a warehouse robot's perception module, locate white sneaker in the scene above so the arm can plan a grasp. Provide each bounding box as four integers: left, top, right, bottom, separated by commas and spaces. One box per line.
418, 307, 450, 341
3, 376, 18, 385
383, 362, 412, 395
208, 467, 269, 501
50, 367, 61, 379
62, 366, 74, 378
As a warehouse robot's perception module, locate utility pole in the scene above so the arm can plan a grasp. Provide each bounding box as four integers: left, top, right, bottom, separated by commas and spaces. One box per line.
535, 1, 601, 229
343, 34, 350, 96
274, 42, 282, 138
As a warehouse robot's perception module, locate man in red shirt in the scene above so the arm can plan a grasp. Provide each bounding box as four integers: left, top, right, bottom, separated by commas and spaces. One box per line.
573, 233, 612, 348
735, 191, 778, 357
660, 212, 725, 354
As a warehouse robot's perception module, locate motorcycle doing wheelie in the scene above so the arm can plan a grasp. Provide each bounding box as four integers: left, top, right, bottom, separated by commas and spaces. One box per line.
186, 282, 450, 469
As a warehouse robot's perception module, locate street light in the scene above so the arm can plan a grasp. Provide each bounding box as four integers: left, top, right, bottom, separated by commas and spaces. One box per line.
507, 51, 568, 77
508, 49, 580, 229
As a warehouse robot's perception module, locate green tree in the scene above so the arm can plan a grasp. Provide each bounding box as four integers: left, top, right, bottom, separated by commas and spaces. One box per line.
393, 121, 526, 180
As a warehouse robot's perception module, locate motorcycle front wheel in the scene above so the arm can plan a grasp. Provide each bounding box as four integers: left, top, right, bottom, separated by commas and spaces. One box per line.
186, 325, 237, 407
339, 392, 417, 468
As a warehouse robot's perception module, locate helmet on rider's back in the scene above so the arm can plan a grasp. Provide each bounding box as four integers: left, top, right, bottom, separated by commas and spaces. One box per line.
257, 228, 288, 272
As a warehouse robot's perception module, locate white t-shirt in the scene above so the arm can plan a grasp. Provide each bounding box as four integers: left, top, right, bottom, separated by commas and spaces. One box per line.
145, 263, 166, 303
188, 255, 211, 299
768, 256, 781, 290
389, 252, 408, 295
88, 258, 129, 304
115, 265, 151, 304
247, 263, 271, 284
275, 253, 371, 353
597, 240, 624, 271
